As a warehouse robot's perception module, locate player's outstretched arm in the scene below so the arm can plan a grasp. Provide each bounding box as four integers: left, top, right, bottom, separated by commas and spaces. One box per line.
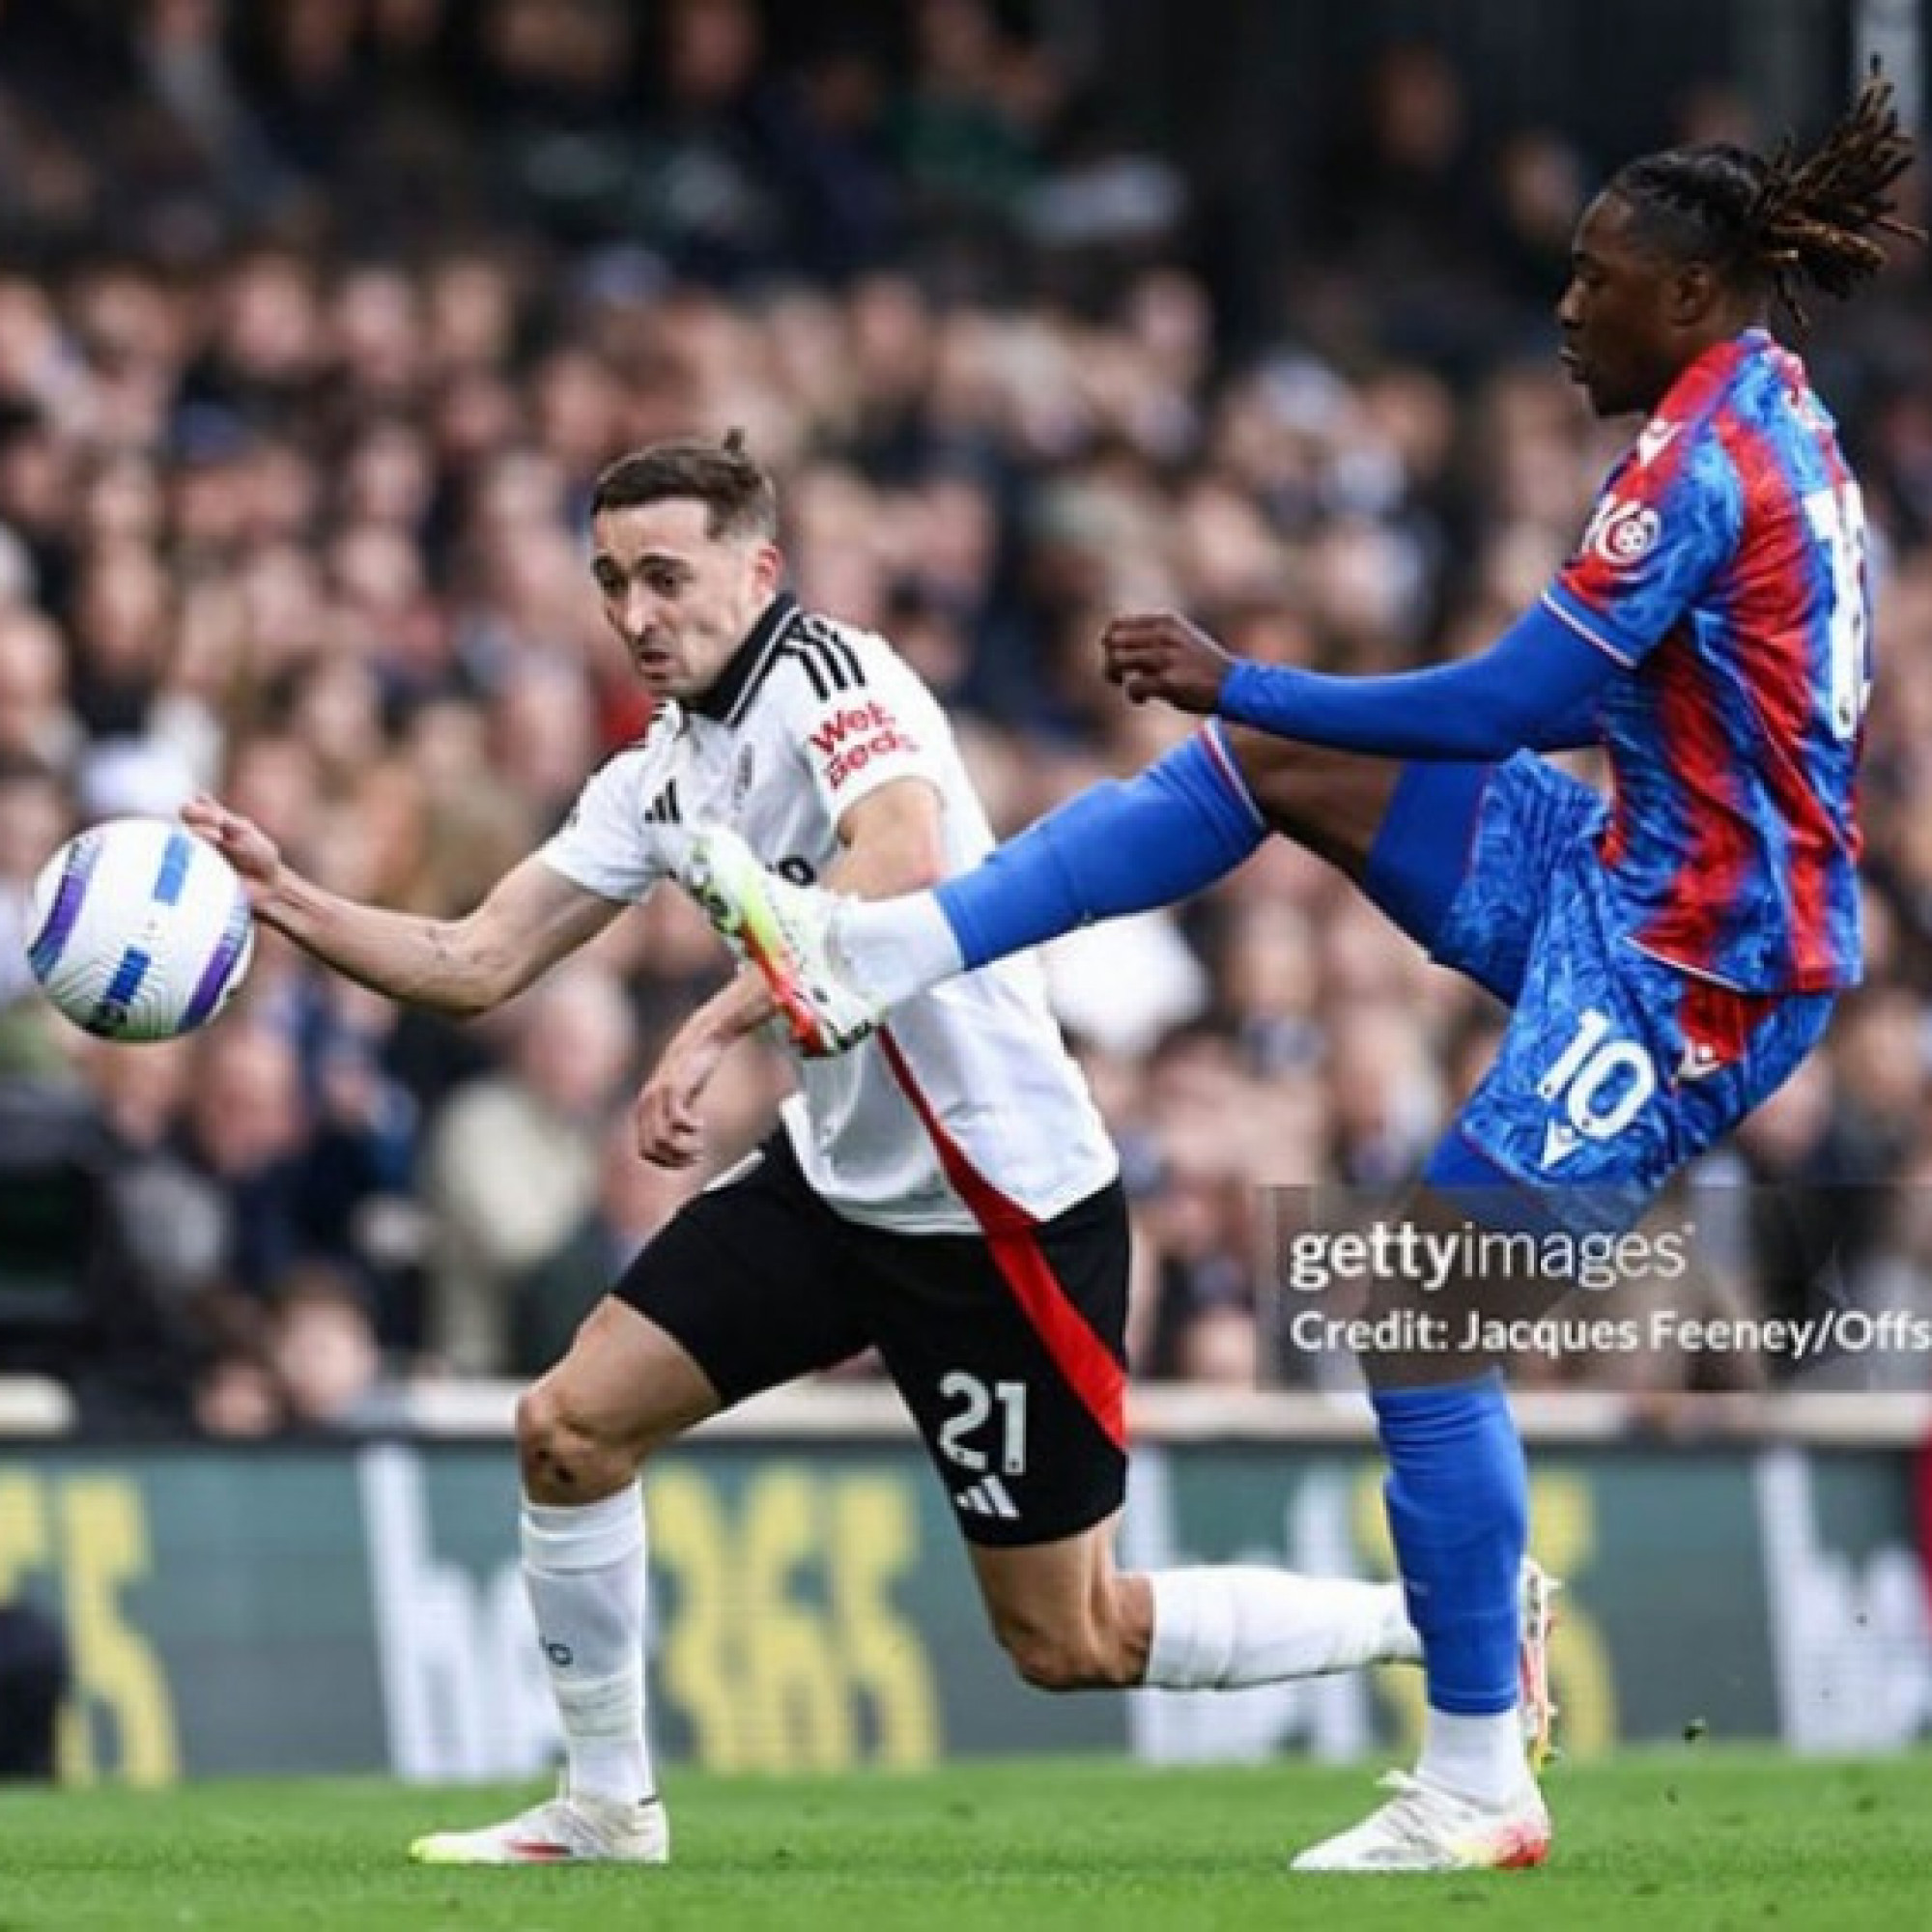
184, 795, 621, 1016
1101, 605, 1613, 758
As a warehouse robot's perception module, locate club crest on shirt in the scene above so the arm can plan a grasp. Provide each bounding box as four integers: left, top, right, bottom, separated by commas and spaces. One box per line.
1582, 497, 1662, 569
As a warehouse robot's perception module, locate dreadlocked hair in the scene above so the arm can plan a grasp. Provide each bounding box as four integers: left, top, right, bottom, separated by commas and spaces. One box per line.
1608, 63, 1925, 331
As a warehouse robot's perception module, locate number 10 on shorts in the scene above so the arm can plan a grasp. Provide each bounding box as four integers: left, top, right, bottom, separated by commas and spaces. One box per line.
937, 1373, 1029, 1474
1536, 1007, 1657, 1165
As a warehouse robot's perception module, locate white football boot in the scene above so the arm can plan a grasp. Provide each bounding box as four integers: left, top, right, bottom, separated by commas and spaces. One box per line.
680, 826, 883, 1056
1293, 1557, 1561, 1874
409, 1786, 669, 1866
1290, 1769, 1551, 1874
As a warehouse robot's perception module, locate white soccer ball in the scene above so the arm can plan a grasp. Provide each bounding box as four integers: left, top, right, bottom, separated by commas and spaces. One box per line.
27, 817, 256, 1041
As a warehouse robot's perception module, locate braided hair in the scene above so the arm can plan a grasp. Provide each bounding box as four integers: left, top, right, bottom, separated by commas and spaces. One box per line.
1607, 64, 1924, 330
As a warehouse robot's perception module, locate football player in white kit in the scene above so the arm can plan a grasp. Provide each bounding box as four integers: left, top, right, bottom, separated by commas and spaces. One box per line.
186, 434, 1547, 1866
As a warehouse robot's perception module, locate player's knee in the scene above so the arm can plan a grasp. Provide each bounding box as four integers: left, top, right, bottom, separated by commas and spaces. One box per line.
1220, 726, 1392, 874
514, 1378, 634, 1498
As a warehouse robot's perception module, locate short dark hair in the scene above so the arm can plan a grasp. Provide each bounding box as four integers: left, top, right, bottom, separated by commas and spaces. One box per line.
589, 429, 778, 541
1607, 64, 1924, 329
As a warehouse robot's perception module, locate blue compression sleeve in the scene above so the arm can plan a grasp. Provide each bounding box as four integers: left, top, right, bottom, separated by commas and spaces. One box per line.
937, 729, 1265, 969
1218, 603, 1613, 759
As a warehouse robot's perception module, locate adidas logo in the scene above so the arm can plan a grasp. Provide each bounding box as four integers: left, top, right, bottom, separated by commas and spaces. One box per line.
954, 1476, 1018, 1521
643, 781, 682, 826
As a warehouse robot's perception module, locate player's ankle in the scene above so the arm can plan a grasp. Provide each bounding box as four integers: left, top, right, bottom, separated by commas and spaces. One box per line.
1417, 1707, 1532, 1807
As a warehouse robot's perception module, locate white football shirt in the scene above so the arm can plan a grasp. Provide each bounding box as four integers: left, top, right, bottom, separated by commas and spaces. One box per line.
539, 593, 1119, 1235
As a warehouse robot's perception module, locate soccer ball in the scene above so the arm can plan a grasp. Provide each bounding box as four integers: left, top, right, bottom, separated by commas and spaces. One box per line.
26, 817, 256, 1041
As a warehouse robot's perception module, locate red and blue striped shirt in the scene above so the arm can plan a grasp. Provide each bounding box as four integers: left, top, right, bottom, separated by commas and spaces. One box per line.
1544, 328, 1869, 992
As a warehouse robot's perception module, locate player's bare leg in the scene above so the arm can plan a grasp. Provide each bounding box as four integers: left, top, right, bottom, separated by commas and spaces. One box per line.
965, 1507, 1550, 1750
1214, 728, 1407, 882
964, 1513, 1419, 1693
411, 1301, 720, 1866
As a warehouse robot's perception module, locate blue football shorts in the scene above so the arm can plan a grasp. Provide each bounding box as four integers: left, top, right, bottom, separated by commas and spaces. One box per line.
1363, 753, 1836, 1235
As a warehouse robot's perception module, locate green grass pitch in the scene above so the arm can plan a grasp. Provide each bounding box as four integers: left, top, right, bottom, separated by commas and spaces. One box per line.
4, 1750, 1927, 1930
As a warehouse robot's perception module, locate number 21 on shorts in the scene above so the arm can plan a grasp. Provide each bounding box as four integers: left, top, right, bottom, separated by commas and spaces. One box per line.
936, 1373, 1029, 1474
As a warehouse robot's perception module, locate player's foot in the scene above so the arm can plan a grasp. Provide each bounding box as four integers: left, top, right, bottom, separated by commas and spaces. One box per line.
1519, 1556, 1561, 1775
1290, 1770, 1550, 1874
680, 826, 882, 1056
408, 1787, 669, 1866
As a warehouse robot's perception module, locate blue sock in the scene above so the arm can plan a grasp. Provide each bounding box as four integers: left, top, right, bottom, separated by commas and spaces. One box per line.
1371, 1372, 1526, 1716
935, 730, 1265, 969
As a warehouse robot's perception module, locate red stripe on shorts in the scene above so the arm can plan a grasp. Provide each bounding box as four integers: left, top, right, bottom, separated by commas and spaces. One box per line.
876, 1027, 1126, 1451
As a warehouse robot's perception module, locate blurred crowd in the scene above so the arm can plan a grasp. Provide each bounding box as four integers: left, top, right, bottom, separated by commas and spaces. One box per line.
1, 0, 1930, 1430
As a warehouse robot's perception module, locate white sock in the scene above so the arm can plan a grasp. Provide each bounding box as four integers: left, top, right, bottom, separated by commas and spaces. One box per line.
835, 894, 966, 1007
1143, 1569, 1419, 1688
1417, 1708, 1530, 1806
521, 1487, 655, 1805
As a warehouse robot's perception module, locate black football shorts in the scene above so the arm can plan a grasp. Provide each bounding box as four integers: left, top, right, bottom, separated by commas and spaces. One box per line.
613, 1133, 1129, 1547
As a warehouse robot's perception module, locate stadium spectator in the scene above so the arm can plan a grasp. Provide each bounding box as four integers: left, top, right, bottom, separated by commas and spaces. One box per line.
421, 961, 639, 1375
267, 1258, 393, 1429
0, 753, 71, 1013
0, 1062, 200, 1425
506, 1113, 704, 1378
